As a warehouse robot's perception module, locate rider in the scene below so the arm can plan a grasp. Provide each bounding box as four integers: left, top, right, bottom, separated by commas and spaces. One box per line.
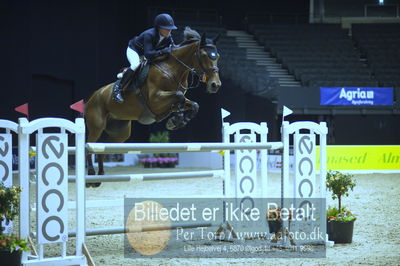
112, 13, 178, 103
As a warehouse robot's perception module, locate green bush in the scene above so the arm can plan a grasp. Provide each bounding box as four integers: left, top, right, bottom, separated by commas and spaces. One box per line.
0, 183, 22, 226
149, 131, 170, 143
149, 131, 177, 158
0, 234, 29, 252
0, 182, 30, 252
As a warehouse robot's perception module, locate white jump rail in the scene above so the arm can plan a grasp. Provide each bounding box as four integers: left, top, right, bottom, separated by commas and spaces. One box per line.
80, 121, 272, 238
68, 170, 225, 183
68, 222, 214, 237
86, 141, 284, 154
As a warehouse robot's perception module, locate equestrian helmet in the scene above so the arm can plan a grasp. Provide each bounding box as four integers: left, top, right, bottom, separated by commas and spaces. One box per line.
154, 13, 177, 30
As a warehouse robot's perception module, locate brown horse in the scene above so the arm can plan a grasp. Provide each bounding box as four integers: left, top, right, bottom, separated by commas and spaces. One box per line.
85, 27, 221, 184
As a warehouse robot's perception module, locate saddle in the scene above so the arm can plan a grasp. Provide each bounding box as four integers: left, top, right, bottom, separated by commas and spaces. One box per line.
118, 60, 150, 92
116, 61, 159, 125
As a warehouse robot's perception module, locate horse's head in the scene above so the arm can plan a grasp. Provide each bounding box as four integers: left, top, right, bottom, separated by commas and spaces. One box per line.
175, 27, 222, 93
197, 33, 221, 93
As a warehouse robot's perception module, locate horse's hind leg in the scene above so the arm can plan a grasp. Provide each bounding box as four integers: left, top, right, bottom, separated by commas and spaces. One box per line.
98, 119, 132, 175
86, 125, 105, 174
85, 130, 105, 188
85, 103, 107, 187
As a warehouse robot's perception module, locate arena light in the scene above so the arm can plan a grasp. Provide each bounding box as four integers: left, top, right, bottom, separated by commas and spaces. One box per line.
378, 0, 384, 5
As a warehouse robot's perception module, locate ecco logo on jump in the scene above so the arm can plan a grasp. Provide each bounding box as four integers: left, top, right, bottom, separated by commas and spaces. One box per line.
0, 134, 13, 232
295, 134, 315, 219
237, 134, 256, 216
0, 135, 10, 183
39, 134, 67, 243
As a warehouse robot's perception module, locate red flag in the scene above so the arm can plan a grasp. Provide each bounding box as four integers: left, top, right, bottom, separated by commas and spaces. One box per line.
15, 103, 29, 117
70, 99, 85, 115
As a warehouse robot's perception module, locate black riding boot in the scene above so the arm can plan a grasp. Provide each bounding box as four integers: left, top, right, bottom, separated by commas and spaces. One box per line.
112, 68, 135, 103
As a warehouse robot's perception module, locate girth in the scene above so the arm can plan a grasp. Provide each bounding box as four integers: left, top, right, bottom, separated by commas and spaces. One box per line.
134, 88, 172, 125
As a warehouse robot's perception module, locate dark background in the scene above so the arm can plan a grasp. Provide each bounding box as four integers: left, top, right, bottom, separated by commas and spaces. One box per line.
1, 0, 399, 144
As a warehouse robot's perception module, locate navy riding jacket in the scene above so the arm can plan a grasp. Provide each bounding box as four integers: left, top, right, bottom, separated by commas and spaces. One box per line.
128, 28, 175, 60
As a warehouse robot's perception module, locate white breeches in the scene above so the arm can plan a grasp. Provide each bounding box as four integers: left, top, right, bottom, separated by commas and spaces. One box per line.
126, 47, 140, 70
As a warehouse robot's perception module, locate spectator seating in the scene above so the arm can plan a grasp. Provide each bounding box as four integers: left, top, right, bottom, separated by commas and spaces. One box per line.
352, 23, 400, 87
173, 19, 280, 101
249, 23, 377, 87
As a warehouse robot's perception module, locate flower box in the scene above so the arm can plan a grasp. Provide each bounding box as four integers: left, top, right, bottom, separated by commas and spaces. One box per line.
139, 157, 178, 168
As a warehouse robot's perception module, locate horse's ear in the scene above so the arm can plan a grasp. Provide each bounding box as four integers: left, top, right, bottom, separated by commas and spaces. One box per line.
213, 33, 220, 44
200, 32, 206, 46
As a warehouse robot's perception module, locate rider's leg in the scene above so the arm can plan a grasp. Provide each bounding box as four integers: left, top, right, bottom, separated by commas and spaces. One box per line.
112, 48, 140, 103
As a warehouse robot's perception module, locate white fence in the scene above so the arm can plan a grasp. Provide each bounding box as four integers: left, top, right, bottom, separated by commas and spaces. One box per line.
0, 117, 328, 265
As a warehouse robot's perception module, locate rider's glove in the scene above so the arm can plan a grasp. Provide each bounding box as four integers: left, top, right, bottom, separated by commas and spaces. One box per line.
159, 45, 172, 55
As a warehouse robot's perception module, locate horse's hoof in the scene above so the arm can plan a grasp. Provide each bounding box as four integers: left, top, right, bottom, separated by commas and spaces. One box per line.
85, 182, 101, 188
92, 182, 101, 187
88, 169, 96, 175
166, 118, 177, 130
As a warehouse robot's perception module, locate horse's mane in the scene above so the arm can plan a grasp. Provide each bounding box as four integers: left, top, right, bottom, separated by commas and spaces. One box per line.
179, 27, 201, 46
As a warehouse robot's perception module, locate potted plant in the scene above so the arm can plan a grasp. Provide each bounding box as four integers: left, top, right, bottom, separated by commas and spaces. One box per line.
149, 131, 178, 168
0, 182, 29, 265
326, 170, 356, 244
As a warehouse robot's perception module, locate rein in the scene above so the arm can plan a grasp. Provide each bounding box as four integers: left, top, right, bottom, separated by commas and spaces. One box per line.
168, 41, 219, 90
169, 52, 203, 90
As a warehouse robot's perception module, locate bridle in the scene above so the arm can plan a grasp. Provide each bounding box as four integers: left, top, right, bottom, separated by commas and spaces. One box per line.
169, 41, 219, 90
196, 42, 219, 75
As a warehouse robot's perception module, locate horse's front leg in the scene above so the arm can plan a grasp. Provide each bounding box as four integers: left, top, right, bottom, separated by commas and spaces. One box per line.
166, 93, 199, 130
159, 90, 184, 130
182, 99, 199, 124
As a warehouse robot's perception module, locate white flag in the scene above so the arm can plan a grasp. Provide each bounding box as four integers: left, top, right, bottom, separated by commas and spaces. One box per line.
283, 106, 293, 117
221, 108, 231, 120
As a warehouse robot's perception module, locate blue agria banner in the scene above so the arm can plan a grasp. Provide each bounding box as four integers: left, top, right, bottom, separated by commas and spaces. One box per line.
320, 87, 393, 105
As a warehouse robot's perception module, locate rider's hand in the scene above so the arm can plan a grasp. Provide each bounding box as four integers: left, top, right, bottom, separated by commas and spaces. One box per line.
160, 45, 172, 55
